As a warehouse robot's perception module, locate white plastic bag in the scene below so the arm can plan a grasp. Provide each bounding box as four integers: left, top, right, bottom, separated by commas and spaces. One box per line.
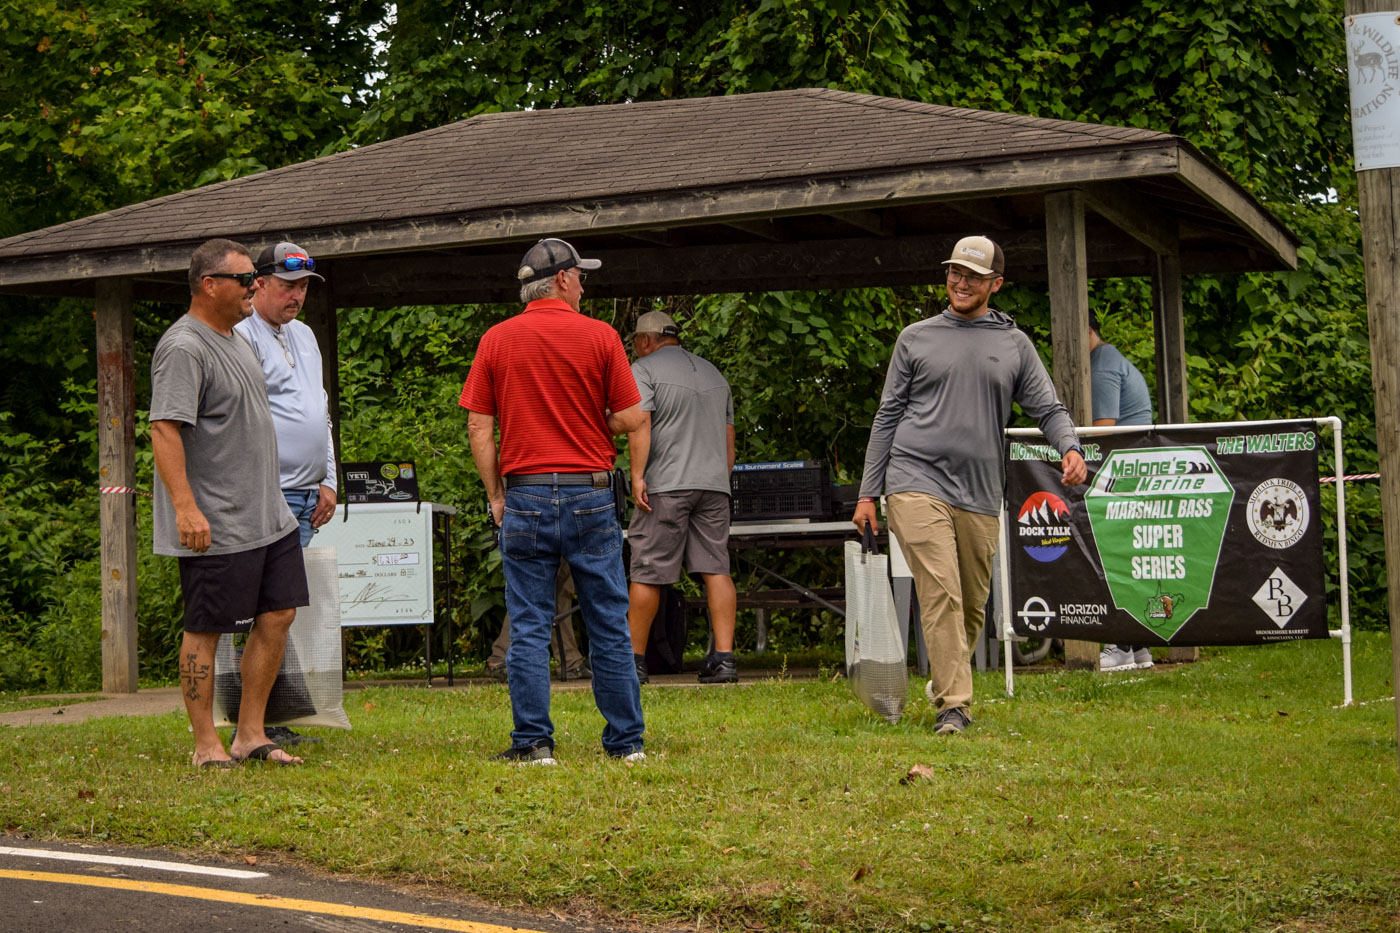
844, 532, 908, 724
213, 546, 351, 730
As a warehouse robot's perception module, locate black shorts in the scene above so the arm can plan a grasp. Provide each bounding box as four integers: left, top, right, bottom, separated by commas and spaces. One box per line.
178, 529, 309, 634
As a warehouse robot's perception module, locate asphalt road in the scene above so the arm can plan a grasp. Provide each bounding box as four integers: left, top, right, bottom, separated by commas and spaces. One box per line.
0, 836, 619, 933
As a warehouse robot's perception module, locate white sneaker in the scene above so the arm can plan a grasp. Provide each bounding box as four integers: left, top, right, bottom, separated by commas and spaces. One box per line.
1133, 647, 1154, 670
1099, 645, 1136, 672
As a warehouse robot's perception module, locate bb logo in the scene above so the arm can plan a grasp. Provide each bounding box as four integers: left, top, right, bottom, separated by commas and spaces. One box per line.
1246, 479, 1309, 550
1017, 491, 1073, 562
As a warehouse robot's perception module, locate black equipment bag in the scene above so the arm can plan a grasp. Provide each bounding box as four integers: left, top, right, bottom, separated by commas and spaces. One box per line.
644, 584, 690, 674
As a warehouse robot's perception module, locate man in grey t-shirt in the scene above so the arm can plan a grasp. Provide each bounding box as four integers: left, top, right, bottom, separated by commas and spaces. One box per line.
1089, 310, 1156, 673
853, 236, 1086, 735
625, 311, 739, 684
150, 238, 308, 768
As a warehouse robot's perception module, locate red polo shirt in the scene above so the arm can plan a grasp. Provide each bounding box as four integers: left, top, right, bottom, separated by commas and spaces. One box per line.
460, 299, 641, 475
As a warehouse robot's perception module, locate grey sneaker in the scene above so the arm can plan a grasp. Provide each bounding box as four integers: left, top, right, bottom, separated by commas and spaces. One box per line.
483, 661, 507, 682
607, 748, 646, 762
934, 707, 971, 735
698, 653, 738, 684
490, 741, 557, 766
1132, 647, 1154, 670
1099, 645, 1137, 672
561, 658, 592, 681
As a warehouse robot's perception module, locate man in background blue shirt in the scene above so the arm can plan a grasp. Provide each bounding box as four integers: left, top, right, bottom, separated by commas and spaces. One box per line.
1090, 310, 1156, 672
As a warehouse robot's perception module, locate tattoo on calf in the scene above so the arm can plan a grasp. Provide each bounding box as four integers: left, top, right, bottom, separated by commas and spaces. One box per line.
181, 652, 211, 701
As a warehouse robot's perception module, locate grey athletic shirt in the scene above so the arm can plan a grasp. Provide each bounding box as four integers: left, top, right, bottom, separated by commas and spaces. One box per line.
858, 308, 1080, 515
1091, 342, 1153, 426
149, 315, 297, 556
632, 345, 734, 495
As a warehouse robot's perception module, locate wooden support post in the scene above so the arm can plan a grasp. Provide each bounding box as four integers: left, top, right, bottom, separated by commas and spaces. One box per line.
302, 288, 342, 472
96, 278, 138, 693
1152, 251, 1189, 425
1044, 190, 1099, 671
1348, 0, 1400, 774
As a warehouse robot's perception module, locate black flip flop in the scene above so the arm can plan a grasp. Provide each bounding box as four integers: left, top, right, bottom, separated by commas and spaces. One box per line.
233, 742, 302, 766
193, 756, 239, 770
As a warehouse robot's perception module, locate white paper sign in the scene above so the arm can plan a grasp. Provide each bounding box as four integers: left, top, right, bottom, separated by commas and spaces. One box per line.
1348, 12, 1400, 171
314, 503, 436, 626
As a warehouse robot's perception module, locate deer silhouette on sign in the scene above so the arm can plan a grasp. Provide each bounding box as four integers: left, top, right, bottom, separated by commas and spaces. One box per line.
1353, 37, 1384, 85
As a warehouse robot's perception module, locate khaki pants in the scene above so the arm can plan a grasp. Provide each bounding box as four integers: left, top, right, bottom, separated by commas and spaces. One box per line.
887, 492, 999, 712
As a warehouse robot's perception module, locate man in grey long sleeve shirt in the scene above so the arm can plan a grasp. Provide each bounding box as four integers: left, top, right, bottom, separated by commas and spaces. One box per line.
852, 236, 1086, 735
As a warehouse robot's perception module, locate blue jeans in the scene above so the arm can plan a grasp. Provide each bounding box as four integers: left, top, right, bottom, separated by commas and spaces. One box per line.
501, 483, 643, 755
283, 488, 317, 548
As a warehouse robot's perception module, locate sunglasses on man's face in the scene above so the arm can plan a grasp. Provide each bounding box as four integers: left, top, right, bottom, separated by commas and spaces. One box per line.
206, 272, 257, 287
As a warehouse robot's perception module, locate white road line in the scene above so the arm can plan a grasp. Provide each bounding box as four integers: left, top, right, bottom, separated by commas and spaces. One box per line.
0, 846, 267, 879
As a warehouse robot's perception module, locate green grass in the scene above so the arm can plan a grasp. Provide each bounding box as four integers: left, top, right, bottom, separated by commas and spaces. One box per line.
2, 634, 1398, 932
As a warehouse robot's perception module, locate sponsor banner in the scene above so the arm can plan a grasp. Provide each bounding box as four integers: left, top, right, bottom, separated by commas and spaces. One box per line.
1006, 421, 1327, 645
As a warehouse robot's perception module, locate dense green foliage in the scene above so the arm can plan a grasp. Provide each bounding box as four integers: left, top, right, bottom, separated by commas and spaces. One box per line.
0, 0, 1381, 689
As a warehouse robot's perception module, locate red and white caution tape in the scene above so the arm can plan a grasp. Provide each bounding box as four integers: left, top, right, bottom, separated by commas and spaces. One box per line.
100, 486, 153, 498
1320, 473, 1380, 484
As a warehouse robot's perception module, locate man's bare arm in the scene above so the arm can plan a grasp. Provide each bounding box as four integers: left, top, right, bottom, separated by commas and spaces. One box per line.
606, 402, 644, 435
628, 412, 652, 513
151, 419, 211, 553
467, 410, 505, 524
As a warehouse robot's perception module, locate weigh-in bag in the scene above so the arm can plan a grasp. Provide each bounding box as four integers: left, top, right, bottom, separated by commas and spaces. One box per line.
844, 527, 907, 724
213, 546, 351, 731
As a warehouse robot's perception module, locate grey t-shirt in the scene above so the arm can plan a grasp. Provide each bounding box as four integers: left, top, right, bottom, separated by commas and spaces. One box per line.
632, 345, 734, 495
1091, 342, 1153, 426
858, 309, 1080, 515
149, 315, 297, 556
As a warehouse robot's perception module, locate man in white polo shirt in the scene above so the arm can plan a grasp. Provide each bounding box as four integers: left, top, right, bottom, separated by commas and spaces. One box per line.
625, 311, 738, 684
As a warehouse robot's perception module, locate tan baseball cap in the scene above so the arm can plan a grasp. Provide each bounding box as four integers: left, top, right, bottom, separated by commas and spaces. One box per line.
941, 235, 1004, 277
633, 310, 680, 337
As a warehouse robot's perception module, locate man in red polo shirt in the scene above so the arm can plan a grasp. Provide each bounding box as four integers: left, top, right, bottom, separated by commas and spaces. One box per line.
461, 237, 646, 764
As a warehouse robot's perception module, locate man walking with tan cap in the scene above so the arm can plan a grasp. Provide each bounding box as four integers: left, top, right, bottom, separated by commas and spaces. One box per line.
625, 311, 738, 684
852, 235, 1086, 734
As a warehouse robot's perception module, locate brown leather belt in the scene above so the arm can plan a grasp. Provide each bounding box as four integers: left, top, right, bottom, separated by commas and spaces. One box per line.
504, 471, 611, 489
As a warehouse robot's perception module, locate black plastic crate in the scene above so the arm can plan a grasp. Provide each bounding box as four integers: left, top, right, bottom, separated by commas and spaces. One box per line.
731, 461, 830, 521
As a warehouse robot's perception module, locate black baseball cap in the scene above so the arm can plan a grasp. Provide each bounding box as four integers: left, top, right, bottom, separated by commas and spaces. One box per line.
517, 238, 601, 284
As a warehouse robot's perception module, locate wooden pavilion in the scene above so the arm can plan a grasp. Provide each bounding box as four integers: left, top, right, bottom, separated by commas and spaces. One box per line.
0, 89, 1298, 691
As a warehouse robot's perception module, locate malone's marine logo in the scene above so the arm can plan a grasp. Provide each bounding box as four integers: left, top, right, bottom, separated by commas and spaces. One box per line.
1017, 491, 1072, 562
1246, 479, 1309, 549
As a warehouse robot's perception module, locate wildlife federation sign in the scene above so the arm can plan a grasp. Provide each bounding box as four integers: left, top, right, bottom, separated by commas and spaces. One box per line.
1006, 421, 1327, 646
1348, 12, 1400, 171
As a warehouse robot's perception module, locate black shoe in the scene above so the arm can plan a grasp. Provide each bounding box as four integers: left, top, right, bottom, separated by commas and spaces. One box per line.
489, 739, 557, 765
231, 726, 319, 747
697, 653, 738, 684
563, 658, 592, 680
634, 653, 649, 685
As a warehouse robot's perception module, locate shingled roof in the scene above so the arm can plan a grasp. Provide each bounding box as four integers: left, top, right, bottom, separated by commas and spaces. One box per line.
0, 88, 1296, 301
